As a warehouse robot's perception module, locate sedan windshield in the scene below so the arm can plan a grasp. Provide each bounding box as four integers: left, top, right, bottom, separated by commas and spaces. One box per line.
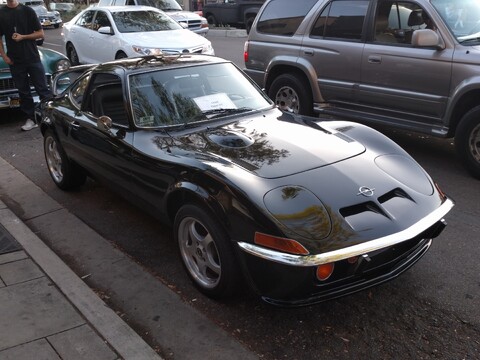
129, 62, 273, 128
112, 10, 182, 33
432, 0, 480, 42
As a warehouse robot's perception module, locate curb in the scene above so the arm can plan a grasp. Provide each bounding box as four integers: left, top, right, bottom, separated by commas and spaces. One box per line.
0, 199, 162, 360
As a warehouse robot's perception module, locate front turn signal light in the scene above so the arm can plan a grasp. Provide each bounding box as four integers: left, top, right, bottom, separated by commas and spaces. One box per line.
254, 232, 309, 255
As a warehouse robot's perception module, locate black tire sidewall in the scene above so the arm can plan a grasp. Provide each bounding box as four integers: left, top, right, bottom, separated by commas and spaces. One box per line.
268, 73, 313, 116
43, 130, 86, 190
174, 204, 240, 298
455, 106, 480, 179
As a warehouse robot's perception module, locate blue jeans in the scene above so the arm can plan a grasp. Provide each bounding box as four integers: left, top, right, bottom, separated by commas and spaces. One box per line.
10, 61, 52, 121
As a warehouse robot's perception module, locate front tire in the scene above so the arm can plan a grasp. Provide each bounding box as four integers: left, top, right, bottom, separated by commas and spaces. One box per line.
455, 106, 480, 178
115, 51, 127, 60
268, 73, 314, 116
174, 204, 241, 299
44, 130, 87, 190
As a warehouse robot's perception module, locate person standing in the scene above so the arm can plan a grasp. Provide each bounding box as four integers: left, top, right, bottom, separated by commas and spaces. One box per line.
0, 0, 52, 131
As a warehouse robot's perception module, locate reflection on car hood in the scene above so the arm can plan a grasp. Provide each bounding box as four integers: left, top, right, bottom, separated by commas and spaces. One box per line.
181, 111, 366, 178
120, 29, 208, 50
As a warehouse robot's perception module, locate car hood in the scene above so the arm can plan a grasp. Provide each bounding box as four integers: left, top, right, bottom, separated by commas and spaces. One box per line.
120, 29, 208, 50
167, 10, 203, 20
179, 110, 366, 178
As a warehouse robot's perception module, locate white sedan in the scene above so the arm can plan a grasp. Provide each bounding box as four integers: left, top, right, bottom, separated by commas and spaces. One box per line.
62, 5, 214, 65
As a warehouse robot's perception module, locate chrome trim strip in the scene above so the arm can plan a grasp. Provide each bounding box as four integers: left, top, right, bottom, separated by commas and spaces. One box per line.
237, 198, 454, 267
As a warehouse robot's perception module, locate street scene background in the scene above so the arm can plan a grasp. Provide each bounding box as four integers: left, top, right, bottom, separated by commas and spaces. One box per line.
0, 27, 478, 359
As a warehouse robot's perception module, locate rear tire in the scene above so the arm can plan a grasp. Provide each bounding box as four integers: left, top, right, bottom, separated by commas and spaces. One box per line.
206, 14, 217, 26
44, 130, 87, 190
174, 204, 241, 299
455, 106, 480, 179
268, 73, 314, 116
67, 44, 80, 66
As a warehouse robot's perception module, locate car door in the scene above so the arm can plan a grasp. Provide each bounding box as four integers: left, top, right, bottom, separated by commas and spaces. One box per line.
89, 10, 116, 63
301, 0, 370, 104
66, 72, 136, 190
359, 0, 453, 124
69, 10, 97, 63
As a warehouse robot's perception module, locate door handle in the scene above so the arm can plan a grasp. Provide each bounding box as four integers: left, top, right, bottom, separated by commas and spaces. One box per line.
304, 49, 314, 56
71, 121, 80, 128
368, 55, 382, 64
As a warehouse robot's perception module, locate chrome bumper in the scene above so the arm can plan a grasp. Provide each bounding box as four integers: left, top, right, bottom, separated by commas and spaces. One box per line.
238, 197, 454, 267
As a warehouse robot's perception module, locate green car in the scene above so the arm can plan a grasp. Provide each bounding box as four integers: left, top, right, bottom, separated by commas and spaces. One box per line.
0, 42, 70, 109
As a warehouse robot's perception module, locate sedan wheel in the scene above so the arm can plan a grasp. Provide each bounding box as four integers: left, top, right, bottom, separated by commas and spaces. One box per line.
175, 204, 241, 298
44, 130, 86, 190
455, 105, 480, 179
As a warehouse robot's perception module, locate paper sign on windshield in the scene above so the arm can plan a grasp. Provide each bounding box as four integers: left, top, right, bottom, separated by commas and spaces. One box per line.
194, 93, 236, 111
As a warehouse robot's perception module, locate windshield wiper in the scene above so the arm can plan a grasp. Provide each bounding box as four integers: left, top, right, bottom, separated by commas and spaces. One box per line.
201, 107, 252, 119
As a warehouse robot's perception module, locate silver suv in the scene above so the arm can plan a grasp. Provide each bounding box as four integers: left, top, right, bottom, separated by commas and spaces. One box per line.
244, 0, 480, 178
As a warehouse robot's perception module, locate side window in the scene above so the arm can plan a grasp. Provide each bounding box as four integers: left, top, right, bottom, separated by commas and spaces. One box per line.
374, 1, 435, 45
75, 10, 95, 29
70, 75, 91, 109
93, 11, 111, 31
256, 0, 317, 36
86, 74, 128, 127
311, 0, 369, 40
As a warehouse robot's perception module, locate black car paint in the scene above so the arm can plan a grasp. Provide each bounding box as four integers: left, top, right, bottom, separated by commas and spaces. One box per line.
40, 55, 452, 305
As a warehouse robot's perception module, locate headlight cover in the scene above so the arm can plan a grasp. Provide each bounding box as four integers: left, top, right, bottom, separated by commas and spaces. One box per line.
202, 42, 214, 55
132, 46, 163, 56
264, 186, 332, 241
55, 59, 71, 71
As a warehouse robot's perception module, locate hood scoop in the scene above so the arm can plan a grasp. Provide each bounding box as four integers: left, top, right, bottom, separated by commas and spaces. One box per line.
207, 130, 255, 149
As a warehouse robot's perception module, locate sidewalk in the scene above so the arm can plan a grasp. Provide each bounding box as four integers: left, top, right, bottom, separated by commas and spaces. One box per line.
0, 198, 162, 359
0, 153, 259, 360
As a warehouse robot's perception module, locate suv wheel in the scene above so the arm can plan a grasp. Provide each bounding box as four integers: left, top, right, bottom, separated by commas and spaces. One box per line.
269, 73, 313, 116
455, 106, 480, 179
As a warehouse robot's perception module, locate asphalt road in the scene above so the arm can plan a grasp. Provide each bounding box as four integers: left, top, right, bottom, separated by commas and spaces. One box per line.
1, 27, 478, 359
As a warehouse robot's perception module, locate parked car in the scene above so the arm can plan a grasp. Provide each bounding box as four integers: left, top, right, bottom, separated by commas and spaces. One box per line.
63, 5, 214, 65
203, 0, 265, 33
244, 0, 480, 179
97, 0, 210, 36
0, 42, 70, 110
49, 2, 75, 13
39, 54, 453, 306
20, 0, 63, 28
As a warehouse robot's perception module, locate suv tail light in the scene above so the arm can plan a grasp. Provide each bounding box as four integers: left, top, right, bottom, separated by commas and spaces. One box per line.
243, 41, 249, 63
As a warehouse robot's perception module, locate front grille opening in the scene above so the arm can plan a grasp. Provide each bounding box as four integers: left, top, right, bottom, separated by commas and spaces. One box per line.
340, 201, 391, 231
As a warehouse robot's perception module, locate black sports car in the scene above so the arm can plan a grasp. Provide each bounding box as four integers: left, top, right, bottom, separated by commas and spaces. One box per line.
40, 55, 454, 306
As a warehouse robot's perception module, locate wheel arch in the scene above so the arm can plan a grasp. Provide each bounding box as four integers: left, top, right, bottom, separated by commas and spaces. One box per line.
447, 88, 480, 137
265, 61, 321, 103
166, 182, 230, 233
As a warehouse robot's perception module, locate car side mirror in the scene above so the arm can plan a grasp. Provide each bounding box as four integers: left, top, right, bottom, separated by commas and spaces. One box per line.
98, 115, 113, 132
98, 26, 113, 35
411, 29, 445, 50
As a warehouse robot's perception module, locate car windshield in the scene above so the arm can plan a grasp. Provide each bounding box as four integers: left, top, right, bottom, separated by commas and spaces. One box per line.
129, 62, 273, 128
112, 10, 182, 33
432, 0, 480, 43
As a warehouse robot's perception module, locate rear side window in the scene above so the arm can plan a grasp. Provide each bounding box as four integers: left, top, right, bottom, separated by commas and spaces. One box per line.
311, 0, 369, 40
256, 0, 317, 36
